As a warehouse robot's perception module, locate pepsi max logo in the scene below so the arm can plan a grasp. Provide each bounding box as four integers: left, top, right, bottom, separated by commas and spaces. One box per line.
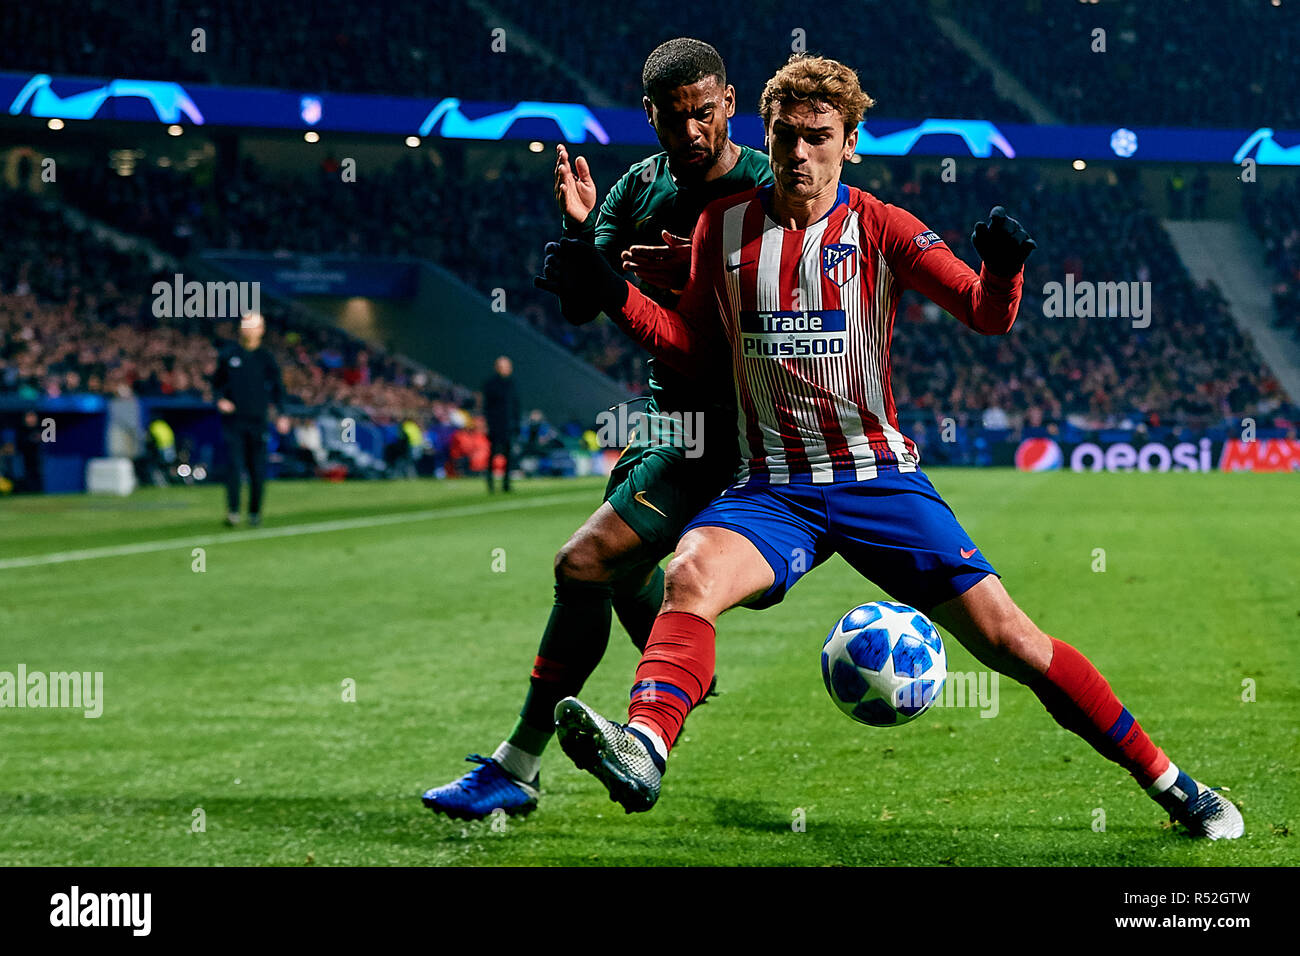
1014, 438, 1062, 472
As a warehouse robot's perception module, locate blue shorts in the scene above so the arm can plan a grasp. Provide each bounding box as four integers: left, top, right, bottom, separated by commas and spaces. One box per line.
681, 470, 997, 613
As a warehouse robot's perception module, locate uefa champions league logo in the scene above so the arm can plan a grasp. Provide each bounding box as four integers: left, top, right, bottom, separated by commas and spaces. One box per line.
419, 98, 610, 143
8, 73, 204, 124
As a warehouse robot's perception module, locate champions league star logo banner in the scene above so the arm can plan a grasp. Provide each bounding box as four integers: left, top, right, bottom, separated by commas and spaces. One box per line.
4, 71, 1300, 165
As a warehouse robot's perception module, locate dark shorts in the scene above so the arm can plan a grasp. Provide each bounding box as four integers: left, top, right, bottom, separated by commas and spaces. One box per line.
604, 438, 737, 556
681, 470, 998, 613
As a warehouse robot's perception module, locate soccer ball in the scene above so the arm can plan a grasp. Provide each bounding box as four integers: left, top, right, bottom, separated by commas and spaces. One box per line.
821, 601, 947, 727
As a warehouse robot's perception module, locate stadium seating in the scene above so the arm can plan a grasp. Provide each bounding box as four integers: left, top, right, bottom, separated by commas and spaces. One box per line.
54, 148, 1292, 432
0, 0, 1029, 121
0, 0, 584, 103
1243, 180, 1300, 346
8, 2, 1295, 128
0, 188, 477, 427
948, 0, 1300, 128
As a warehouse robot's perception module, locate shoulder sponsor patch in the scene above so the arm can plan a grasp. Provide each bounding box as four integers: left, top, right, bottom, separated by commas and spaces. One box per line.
912, 229, 943, 250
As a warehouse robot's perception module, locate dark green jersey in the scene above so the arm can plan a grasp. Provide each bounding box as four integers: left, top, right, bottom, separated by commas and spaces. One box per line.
563, 144, 773, 413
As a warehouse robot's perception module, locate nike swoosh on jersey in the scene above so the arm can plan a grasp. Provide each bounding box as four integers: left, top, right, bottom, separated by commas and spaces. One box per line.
726, 260, 755, 272
634, 490, 668, 517
960, 547, 978, 559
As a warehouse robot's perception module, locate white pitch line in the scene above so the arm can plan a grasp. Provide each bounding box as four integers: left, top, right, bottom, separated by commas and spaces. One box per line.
0, 490, 593, 571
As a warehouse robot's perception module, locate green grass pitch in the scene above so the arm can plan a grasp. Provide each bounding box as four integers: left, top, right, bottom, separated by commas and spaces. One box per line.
0, 470, 1296, 866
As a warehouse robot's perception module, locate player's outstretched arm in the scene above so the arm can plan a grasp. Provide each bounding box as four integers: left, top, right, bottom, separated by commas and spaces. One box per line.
534, 223, 717, 375
555, 145, 598, 231
885, 204, 1035, 335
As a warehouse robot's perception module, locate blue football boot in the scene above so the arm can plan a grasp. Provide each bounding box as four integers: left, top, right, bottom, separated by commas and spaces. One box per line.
421, 754, 539, 820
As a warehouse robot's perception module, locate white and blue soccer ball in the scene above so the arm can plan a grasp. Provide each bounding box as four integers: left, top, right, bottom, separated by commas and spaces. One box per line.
821, 601, 947, 727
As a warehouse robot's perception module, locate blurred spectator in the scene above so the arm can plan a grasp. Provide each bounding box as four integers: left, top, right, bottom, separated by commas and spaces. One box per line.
16, 410, 44, 493
482, 355, 520, 492
448, 417, 491, 477
523, 408, 563, 455
269, 413, 317, 478
141, 416, 177, 486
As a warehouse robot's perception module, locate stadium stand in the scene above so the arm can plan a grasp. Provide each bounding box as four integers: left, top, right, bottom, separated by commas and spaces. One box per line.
0, 187, 490, 486
0, 0, 583, 103
0, 0, 1030, 120
1244, 180, 1300, 347
4, 0, 1297, 487
499, 0, 1032, 120
51, 147, 1292, 435
947, 0, 1300, 128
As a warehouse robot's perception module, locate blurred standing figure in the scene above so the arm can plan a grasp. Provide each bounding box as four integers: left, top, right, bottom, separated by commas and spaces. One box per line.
213, 312, 284, 526
482, 355, 520, 493
16, 410, 44, 493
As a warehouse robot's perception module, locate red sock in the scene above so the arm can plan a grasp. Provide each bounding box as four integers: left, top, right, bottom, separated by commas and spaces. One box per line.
1030, 638, 1170, 787
627, 611, 716, 750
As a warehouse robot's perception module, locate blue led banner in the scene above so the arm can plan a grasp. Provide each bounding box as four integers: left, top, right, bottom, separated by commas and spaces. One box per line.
4, 71, 1299, 165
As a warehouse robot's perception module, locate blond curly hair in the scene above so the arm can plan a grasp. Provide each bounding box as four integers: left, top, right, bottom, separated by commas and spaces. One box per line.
759, 54, 875, 136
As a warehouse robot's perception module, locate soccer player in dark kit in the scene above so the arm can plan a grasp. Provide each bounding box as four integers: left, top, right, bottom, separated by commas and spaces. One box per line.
213, 311, 284, 528
422, 38, 773, 820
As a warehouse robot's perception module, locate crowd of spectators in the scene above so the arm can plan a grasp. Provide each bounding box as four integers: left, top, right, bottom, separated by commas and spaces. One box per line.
0, 188, 489, 469
502, 0, 1030, 121
0, 0, 581, 103
949, 0, 1300, 129
878, 162, 1291, 433
58, 145, 1293, 430
1243, 178, 1300, 348
60, 151, 648, 390
5, 1, 1298, 489
7, 1, 1295, 132
2, 0, 1031, 121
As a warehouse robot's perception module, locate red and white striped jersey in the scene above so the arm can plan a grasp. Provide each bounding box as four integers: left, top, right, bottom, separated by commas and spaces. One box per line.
617, 183, 1024, 485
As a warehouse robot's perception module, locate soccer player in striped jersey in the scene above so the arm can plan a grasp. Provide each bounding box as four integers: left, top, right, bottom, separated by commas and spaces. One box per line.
422, 38, 772, 820
536, 54, 1243, 839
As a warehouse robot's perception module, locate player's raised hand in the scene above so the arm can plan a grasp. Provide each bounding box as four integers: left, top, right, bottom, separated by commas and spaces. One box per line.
971, 206, 1037, 278
621, 231, 691, 293
554, 144, 597, 224
533, 238, 629, 325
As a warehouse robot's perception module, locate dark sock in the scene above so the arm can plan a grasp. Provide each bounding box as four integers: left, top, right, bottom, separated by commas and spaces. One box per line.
613, 565, 664, 654
508, 579, 614, 754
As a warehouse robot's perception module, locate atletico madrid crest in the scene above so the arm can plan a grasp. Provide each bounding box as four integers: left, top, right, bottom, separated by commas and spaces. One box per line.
822, 243, 858, 286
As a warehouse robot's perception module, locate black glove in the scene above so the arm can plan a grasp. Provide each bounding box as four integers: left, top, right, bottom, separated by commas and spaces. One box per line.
971, 206, 1037, 278
533, 238, 629, 326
